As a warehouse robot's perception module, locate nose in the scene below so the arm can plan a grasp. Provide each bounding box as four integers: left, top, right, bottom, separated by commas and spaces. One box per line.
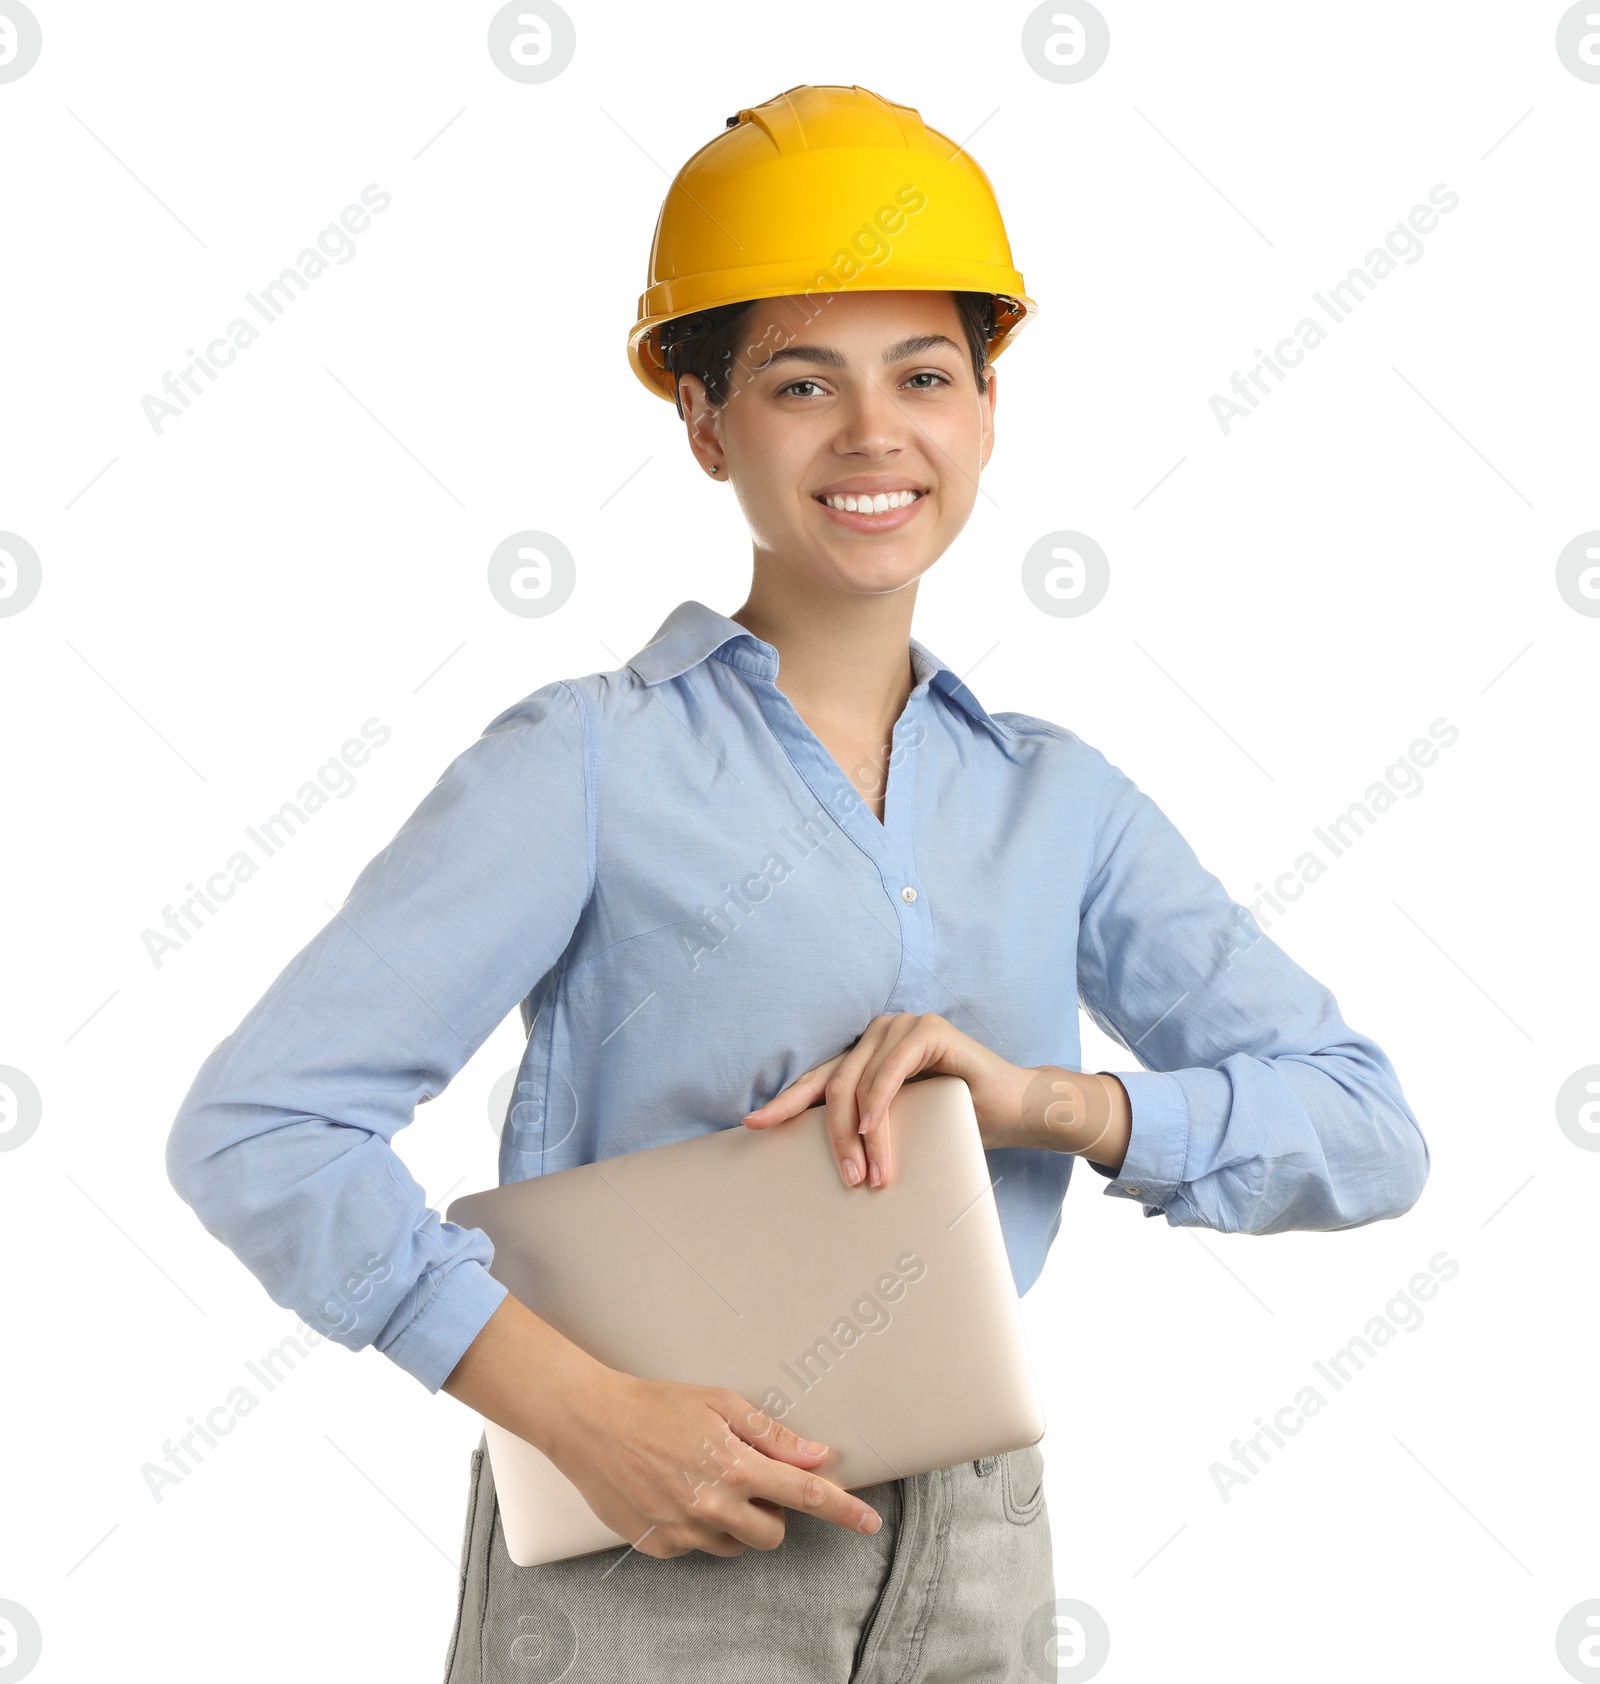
831, 371, 908, 461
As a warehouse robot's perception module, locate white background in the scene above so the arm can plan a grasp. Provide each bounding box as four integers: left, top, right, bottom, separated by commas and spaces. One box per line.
2, 2, 1596, 1679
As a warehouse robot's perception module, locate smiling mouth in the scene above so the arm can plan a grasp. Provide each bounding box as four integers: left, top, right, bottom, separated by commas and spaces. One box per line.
815, 489, 925, 514
812, 489, 928, 532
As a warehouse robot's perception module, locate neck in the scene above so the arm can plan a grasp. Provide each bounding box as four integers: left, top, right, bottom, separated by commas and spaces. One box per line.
730, 567, 918, 739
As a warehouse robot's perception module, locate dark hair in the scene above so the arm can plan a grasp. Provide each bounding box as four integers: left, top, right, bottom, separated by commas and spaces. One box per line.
659, 291, 998, 418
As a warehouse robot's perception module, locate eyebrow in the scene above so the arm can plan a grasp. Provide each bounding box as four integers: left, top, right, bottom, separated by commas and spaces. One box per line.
753, 333, 962, 373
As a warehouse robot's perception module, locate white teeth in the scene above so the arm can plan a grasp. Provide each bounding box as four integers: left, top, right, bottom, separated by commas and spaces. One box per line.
824, 490, 921, 513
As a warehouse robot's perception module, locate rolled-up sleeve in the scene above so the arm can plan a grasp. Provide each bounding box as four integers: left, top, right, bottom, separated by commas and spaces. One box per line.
166, 679, 594, 1390
1073, 749, 1429, 1234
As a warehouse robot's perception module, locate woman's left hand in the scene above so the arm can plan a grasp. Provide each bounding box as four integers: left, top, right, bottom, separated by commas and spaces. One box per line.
740, 1013, 1034, 1191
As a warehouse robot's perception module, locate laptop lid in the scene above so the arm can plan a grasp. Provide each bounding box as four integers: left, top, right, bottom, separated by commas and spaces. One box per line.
445, 1074, 1045, 1566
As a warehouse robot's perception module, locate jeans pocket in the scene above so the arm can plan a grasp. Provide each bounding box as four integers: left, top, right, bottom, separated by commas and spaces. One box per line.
1000, 1442, 1045, 1525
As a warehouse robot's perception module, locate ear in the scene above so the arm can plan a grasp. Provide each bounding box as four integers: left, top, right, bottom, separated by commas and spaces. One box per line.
978, 366, 998, 472
680, 373, 728, 478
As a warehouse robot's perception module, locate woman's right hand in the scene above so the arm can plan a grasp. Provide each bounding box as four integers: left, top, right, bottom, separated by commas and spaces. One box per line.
442, 1293, 883, 1559
543, 1364, 885, 1558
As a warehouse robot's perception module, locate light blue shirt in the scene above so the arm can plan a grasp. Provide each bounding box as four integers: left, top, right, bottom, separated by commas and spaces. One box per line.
167, 599, 1430, 1393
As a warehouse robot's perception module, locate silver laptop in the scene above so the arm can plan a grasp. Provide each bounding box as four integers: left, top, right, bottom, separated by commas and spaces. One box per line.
445, 1074, 1045, 1566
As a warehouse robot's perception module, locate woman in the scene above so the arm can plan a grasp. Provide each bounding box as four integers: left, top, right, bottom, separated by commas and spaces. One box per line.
167, 85, 1430, 1682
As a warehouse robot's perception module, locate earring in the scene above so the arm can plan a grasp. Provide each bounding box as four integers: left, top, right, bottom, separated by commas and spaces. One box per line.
709, 465, 720, 474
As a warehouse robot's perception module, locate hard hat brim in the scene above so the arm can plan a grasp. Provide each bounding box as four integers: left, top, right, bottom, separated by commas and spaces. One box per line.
629, 281, 1037, 403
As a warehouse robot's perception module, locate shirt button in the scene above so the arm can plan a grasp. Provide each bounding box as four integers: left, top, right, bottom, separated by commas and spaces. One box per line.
1126, 1185, 1142, 1196
900, 886, 918, 903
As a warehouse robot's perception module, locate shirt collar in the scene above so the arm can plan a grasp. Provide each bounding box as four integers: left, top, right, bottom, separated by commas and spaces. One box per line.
624, 599, 1008, 740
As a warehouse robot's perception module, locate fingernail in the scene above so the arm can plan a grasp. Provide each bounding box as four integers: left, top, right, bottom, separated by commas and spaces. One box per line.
797, 1438, 827, 1455
842, 1159, 862, 1186
868, 1161, 882, 1188
859, 1510, 882, 1534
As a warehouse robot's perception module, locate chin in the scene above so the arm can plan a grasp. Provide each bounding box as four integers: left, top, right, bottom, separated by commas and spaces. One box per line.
818, 547, 936, 595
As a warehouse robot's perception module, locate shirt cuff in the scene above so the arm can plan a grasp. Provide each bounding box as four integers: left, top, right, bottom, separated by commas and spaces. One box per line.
1086, 1069, 1189, 1215
378, 1258, 509, 1394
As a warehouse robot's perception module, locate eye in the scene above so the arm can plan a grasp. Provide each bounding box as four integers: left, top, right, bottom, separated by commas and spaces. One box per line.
904, 370, 951, 390
778, 378, 828, 399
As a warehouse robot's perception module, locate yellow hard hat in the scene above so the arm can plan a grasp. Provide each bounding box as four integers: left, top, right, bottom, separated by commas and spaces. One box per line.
628, 83, 1036, 404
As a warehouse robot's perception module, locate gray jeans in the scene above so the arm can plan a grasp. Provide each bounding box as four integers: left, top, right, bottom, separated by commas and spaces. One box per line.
444, 1433, 1056, 1683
